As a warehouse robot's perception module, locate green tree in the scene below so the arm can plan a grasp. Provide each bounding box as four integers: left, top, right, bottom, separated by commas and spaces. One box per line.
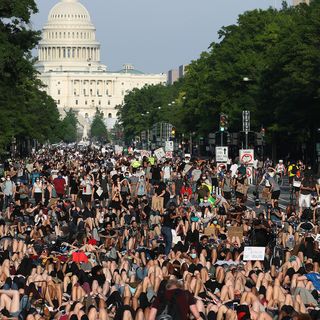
58, 110, 77, 143
0, 0, 61, 151
90, 108, 108, 142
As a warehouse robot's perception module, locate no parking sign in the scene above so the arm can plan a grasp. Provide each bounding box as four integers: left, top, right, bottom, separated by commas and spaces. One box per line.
239, 149, 254, 165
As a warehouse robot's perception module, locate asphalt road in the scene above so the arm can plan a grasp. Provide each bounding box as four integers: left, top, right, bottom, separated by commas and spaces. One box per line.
246, 176, 293, 210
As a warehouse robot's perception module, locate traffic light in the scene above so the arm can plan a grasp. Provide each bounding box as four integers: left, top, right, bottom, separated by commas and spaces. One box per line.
219, 114, 228, 132
171, 127, 176, 138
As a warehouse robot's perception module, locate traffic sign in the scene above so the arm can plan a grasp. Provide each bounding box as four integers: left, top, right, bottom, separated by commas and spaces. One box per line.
239, 149, 254, 165
217, 163, 227, 172
246, 166, 252, 177
165, 141, 174, 152
165, 151, 173, 158
215, 147, 228, 163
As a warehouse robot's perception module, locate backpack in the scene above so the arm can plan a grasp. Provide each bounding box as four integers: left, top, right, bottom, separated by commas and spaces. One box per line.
156, 290, 182, 320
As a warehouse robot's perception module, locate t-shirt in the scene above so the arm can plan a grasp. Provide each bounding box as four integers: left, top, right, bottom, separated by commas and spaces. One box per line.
152, 288, 196, 320
306, 273, 320, 291
53, 176, 66, 195
300, 178, 314, 195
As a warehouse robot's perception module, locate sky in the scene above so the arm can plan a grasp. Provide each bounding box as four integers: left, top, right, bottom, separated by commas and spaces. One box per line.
32, 0, 290, 74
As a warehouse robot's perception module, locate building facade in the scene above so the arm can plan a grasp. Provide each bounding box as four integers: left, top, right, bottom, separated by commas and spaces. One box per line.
293, 0, 310, 5
35, 0, 167, 135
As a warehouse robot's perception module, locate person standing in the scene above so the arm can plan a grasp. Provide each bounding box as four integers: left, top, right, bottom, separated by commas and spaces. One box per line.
2, 175, 16, 208
299, 173, 315, 214
53, 172, 66, 199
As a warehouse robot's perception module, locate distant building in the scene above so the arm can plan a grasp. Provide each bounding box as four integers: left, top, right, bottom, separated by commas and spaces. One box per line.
167, 64, 188, 85
293, 0, 310, 5
179, 64, 188, 78
167, 69, 179, 85
35, 0, 167, 136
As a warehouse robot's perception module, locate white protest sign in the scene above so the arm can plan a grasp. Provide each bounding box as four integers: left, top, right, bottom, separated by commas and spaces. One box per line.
154, 148, 166, 160
243, 247, 265, 261
165, 141, 174, 152
240, 149, 254, 166
216, 147, 228, 163
115, 145, 123, 155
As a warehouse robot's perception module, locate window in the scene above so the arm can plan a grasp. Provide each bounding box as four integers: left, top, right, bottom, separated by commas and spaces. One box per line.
57, 89, 61, 95
108, 100, 110, 105
83, 89, 87, 96
98, 100, 101, 105
121, 90, 124, 96
90, 89, 93, 96
85, 113, 88, 118
75, 100, 78, 105
91, 100, 94, 104
57, 100, 60, 104
85, 100, 87, 105
108, 113, 112, 118
74, 90, 77, 96
106, 89, 108, 96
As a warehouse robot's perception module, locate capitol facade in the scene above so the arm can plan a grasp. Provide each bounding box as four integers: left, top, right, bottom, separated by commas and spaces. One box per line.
35, 0, 167, 136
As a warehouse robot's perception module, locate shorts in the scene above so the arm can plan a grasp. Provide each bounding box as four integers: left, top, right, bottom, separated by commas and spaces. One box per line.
223, 191, 231, 200
299, 194, 311, 208
271, 190, 280, 200
294, 187, 300, 193
82, 194, 92, 203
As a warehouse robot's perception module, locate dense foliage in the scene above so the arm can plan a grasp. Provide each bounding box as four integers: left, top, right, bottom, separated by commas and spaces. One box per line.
118, 1, 320, 158
57, 110, 78, 143
90, 109, 108, 142
0, 0, 62, 151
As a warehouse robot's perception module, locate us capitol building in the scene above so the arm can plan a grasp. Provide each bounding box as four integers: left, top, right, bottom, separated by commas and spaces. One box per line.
35, 0, 167, 137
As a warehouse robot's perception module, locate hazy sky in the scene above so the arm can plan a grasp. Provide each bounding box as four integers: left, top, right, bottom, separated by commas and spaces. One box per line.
32, 0, 290, 73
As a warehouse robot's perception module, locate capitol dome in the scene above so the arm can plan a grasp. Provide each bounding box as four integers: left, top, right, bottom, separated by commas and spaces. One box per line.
48, 0, 91, 24
36, 0, 106, 72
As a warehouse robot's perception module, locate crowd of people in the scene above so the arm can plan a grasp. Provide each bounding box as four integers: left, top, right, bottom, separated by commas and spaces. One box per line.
0, 145, 319, 320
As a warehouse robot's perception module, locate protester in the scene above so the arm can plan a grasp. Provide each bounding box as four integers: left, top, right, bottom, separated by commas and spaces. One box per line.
0, 147, 317, 320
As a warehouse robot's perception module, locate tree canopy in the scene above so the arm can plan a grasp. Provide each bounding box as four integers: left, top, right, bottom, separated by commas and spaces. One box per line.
0, 0, 61, 151
90, 109, 108, 142
118, 1, 320, 159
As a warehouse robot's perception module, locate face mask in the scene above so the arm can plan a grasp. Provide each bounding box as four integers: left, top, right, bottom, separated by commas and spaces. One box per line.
190, 253, 197, 259
213, 221, 218, 225
6, 178, 10, 181
226, 223, 231, 227
183, 199, 188, 203
102, 174, 106, 178
204, 200, 208, 203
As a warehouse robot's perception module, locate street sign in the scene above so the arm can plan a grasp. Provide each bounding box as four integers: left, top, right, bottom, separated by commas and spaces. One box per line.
239, 149, 254, 165
246, 166, 252, 178
215, 146, 228, 162
242, 110, 250, 133
154, 148, 166, 160
217, 163, 227, 172
165, 141, 174, 152
165, 151, 173, 158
